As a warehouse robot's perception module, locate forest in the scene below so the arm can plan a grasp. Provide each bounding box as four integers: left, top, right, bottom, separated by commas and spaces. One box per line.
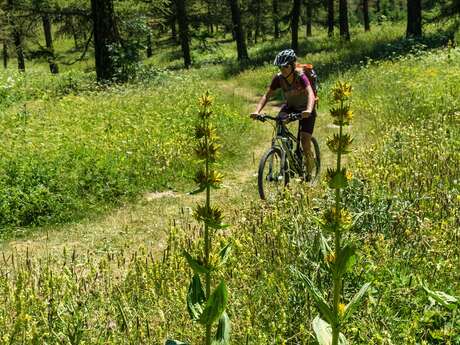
0, 0, 459, 344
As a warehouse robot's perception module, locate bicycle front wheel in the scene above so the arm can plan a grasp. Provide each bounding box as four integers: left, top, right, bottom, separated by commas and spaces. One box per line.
258, 147, 288, 200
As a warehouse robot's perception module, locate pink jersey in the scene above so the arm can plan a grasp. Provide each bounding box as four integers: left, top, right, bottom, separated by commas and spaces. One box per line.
270, 72, 310, 111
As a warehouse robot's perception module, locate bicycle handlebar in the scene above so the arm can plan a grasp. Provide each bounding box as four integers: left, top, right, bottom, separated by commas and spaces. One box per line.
255, 112, 302, 123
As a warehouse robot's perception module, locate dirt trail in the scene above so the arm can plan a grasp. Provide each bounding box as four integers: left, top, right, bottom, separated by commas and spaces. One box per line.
0, 82, 277, 260
0, 79, 339, 260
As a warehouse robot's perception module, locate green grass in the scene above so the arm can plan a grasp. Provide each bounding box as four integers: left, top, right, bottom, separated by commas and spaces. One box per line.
0, 68, 254, 228
0, 19, 459, 344
327, 44, 460, 344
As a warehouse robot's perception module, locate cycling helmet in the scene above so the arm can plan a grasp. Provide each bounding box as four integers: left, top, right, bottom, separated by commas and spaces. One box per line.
273, 49, 297, 67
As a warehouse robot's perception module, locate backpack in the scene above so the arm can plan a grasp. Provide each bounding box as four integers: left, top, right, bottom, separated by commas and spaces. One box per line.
296, 63, 319, 99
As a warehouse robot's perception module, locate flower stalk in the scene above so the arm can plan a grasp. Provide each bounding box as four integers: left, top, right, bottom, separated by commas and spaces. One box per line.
295, 81, 371, 345
167, 91, 231, 345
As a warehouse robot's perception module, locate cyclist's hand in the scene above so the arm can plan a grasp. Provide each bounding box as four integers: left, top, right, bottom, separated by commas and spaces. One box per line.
250, 112, 259, 119
301, 111, 311, 119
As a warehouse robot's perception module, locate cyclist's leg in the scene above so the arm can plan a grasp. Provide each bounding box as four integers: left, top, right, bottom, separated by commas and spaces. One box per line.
299, 110, 317, 177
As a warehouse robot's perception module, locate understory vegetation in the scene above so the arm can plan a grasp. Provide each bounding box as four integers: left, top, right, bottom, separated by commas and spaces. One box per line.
0, 20, 459, 345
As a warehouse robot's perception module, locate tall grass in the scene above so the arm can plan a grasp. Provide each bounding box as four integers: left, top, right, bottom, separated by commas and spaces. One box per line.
0, 20, 458, 345
0, 70, 253, 228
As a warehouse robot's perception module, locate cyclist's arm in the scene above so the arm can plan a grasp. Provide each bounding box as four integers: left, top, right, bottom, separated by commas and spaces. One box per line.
301, 84, 315, 117
252, 88, 275, 116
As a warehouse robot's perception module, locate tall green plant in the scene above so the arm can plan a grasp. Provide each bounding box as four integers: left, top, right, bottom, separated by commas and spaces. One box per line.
167, 91, 231, 345
293, 81, 371, 345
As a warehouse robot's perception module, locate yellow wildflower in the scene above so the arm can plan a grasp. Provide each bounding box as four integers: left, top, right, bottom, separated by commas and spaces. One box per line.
199, 91, 213, 108
325, 252, 336, 263
332, 81, 352, 102
338, 303, 346, 317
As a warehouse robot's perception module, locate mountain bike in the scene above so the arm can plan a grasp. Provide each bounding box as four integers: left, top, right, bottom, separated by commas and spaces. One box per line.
254, 113, 321, 201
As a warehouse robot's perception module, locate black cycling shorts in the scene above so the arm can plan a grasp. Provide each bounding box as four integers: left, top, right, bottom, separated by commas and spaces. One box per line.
278, 106, 317, 135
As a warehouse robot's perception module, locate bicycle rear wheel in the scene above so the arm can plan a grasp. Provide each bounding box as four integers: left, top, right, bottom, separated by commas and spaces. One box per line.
258, 148, 288, 200
310, 136, 321, 183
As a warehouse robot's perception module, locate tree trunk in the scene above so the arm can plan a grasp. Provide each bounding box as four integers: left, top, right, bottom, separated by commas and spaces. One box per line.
363, 0, 370, 31
375, 0, 381, 13
7, 0, 25, 71
291, 0, 301, 52
207, 0, 213, 33
228, 0, 249, 61
91, 0, 119, 81
3, 42, 7, 69
175, 0, 191, 68
339, 0, 350, 41
146, 32, 153, 57
42, 15, 59, 74
305, 0, 312, 37
327, 0, 334, 37
13, 31, 25, 72
254, 0, 261, 44
273, 0, 279, 38
406, 0, 422, 37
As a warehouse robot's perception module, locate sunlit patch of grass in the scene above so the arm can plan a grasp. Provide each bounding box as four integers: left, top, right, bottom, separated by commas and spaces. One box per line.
0, 69, 254, 228
0, 19, 459, 345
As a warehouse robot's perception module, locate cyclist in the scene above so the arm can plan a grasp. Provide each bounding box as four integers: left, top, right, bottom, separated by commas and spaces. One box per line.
250, 49, 317, 178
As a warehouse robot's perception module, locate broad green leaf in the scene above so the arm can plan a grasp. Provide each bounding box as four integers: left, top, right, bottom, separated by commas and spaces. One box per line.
343, 282, 371, 321
290, 267, 334, 324
187, 274, 205, 320
199, 280, 228, 326
211, 311, 231, 345
423, 285, 458, 310
328, 169, 348, 189
335, 244, 356, 275
183, 251, 210, 274
312, 316, 348, 345
165, 340, 189, 345
217, 243, 232, 268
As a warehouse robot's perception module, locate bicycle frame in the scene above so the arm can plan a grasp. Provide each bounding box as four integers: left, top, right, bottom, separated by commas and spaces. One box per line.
267, 116, 304, 178
256, 113, 321, 200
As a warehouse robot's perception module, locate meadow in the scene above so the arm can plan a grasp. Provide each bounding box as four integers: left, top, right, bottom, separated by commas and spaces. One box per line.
0, 19, 459, 344
0, 67, 254, 229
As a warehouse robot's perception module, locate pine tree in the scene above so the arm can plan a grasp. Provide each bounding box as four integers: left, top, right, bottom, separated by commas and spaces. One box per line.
228, 0, 248, 61
291, 0, 301, 52
406, 0, 422, 38
339, 0, 350, 41
176, 0, 191, 68
91, 0, 119, 81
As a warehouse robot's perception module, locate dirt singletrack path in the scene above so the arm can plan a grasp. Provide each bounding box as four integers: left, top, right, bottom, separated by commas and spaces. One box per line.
0, 82, 275, 260
0, 80, 339, 261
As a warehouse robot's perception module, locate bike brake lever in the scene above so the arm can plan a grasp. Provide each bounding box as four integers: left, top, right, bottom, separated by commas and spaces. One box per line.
256, 114, 266, 122
290, 113, 302, 121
